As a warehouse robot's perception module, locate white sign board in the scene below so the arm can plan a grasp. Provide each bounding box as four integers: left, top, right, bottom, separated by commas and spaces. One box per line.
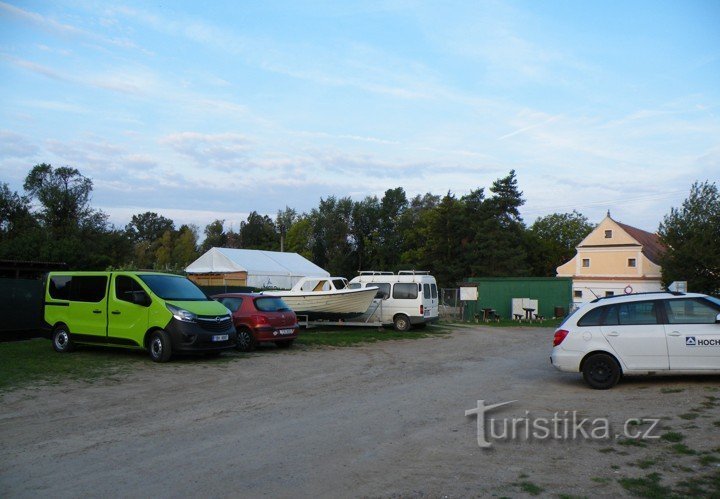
460, 287, 478, 301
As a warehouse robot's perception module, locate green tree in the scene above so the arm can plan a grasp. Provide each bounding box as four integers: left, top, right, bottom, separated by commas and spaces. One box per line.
285, 216, 313, 260
310, 196, 354, 276
201, 219, 228, 253
350, 196, 381, 271
125, 212, 175, 268
0, 182, 42, 260
528, 210, 593, 276
21, 164, 128, 269
377, 187, 408, 269
658, 181, 720, 294
468, 171, 529, 277
241, 211, 278, 250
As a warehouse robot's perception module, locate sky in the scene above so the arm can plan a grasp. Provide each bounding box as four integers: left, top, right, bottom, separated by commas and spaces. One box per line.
1, 0, 719, 235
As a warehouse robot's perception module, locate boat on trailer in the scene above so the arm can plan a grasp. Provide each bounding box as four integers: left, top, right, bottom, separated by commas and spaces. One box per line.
262, 276, 378, 320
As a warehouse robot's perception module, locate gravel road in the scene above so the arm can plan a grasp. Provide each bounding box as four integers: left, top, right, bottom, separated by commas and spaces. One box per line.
1, 326, 719, 498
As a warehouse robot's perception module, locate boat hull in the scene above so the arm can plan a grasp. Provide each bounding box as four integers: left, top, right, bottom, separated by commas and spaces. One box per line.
264, 287, 377, 320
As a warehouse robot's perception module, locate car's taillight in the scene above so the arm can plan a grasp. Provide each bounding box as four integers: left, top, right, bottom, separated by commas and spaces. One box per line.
420, 304, 424, 315
553, 329, 569, 347
251, 315, 269, 326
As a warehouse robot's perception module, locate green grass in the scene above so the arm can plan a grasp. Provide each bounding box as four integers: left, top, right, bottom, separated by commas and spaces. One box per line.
516, 481, 544, 496
660, 387, 685, 394
660, 431, 685, 443
295, 323, 453, 347
670, 443, 697, 456
618, 473, 671, 498
678, 412, 700, 420
459, 317, 563, 328
0, 338, 145, 392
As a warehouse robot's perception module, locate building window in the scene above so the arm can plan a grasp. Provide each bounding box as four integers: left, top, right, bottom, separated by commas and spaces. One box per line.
582, 258, 590, 268
628, 258, 637, 267
604, 230, 612, 238
605, 291, 614, 297
574, 290, 582, 298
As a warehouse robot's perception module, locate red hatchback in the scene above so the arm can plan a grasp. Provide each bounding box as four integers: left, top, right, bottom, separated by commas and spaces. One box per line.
213, 293, 299, 351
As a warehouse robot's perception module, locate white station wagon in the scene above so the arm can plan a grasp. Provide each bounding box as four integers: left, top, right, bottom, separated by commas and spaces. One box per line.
551, 292, 720, 389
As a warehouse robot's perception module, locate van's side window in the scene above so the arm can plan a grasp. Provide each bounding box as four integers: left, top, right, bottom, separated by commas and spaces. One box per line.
423, 284, 430, 299
49, 276, 72, 300
393, 283, 418, 300
51, 276, 107, 302
373, 283, 391, 299
116, 276, 148, 305
74, 276, 107, 302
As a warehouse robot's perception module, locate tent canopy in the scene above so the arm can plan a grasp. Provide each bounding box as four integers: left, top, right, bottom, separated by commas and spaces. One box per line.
185, 247, 329, 289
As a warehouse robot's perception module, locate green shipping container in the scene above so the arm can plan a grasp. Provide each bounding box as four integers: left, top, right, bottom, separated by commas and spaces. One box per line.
462, 277, 573, 321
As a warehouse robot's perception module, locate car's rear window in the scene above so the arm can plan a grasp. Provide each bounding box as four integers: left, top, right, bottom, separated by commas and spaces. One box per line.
255, 297, 291, 312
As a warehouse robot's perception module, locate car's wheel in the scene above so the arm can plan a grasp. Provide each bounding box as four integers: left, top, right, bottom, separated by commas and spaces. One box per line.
52, 325, 75, 353
148, 330, 172, 363
236, 329, 256, 352
582, 353, 621, 389
393, 314, 411, 332
275, 340, 294, 349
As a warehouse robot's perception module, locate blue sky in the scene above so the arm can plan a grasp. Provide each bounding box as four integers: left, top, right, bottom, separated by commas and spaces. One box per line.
1, 0, 719, 234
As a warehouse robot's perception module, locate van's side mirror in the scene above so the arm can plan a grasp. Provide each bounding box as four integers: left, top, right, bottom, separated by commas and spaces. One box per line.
133, 291, 151, 307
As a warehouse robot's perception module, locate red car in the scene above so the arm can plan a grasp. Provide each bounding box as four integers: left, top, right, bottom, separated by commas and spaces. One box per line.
213, 293, 299, 351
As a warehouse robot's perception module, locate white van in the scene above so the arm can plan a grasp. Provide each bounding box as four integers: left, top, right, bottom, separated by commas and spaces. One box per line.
348, 271, 439, 331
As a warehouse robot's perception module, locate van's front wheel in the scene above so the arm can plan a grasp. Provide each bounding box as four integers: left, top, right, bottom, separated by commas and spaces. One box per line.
393, 314, 411, 332
52, 325, 75, 353
149, 330, 172, 363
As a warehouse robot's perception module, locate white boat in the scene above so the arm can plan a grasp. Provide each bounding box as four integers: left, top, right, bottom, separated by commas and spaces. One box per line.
263, 277, 378, 320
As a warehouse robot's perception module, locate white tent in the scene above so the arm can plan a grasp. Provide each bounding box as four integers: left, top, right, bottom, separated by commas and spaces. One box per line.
185, 247, 329, 289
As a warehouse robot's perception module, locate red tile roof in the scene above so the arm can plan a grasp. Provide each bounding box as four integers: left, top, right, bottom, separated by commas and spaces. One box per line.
615, 221, 666, 265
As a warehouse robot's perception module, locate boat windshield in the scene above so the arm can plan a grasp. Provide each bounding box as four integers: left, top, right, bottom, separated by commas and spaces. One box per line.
332, 279, 347, 290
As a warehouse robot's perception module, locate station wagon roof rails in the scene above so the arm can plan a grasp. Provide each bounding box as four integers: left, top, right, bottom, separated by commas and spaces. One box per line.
590, 291, 685, 303
358, 271, 394, 275
397, 270, 430, 275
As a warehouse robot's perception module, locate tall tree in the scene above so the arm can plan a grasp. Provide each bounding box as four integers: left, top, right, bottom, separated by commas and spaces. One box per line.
658, 181, 720, 294
125, 212, 175, 269
528, 211, 594, 276
0, 182, 42, 261
201, 219, 228, 252
350, 195, 381, 271
377, 187, 408, 269
310, 196, 354, 276
241, 211, 278, 250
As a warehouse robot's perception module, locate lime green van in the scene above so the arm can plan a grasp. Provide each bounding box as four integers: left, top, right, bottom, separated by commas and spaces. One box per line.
43, 271, 237, 362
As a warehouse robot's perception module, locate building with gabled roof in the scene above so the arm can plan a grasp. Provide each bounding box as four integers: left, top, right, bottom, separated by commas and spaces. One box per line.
556, 212, 666, 304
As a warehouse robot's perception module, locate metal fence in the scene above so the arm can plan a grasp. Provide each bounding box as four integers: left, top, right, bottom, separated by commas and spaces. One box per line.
439, 288, 461, 320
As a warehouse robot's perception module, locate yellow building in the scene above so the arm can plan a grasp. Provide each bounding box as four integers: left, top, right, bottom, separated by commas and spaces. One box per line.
556, 213, 666, 305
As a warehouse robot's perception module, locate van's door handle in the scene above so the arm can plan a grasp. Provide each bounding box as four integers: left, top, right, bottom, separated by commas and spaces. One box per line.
668, 331, 681, 337
111, 310, 121, 315
606, 331, 619, 337
93, 309, 102, 314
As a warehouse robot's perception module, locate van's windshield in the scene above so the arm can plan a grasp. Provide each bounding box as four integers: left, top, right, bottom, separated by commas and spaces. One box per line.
139, 274, 209, 301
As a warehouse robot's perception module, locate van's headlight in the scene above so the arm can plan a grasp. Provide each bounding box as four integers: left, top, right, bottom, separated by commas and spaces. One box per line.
167, 304, 197, 322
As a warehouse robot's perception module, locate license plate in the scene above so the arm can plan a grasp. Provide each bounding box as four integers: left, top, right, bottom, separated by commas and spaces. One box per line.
212, 334, 229, 342
277, 329, 294, 336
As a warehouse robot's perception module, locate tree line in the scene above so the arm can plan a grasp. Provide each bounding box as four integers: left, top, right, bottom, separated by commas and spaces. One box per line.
1, 164, 717, 293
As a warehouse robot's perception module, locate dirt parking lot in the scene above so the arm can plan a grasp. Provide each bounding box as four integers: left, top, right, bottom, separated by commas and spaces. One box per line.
1, 325, 719, 498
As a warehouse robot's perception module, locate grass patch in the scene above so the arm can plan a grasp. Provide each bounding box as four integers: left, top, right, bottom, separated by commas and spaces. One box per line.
0, 338, 145, 392
598, 447, 616, 453
660, 431, 685, 443
675, 469, 720, 497
618, 472, 671, 498
636, 458, 661, 470
516, 481, 544, 496
699, 454, 720, 466
670, 443, 697, 456
591, 477, 611, 484
660, 387, 684, 394
459, 317, 563, 328
618, 438, 647, 448
678, 412, 700, 420
295, 323, 452, 347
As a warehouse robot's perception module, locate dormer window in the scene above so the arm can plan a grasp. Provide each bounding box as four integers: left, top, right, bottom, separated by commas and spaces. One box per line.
604, 230, 612, 238
582, 258, 590, 268
628, 258, 637, 268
